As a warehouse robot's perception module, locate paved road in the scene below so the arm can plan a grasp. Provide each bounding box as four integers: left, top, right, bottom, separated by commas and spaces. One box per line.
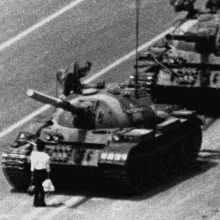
2, 0, 220, 219
0, 0, 177, 131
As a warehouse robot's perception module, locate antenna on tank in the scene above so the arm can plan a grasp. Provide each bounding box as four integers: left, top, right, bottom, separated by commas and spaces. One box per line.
56, 74, 58, 98
135, 0, 140, 99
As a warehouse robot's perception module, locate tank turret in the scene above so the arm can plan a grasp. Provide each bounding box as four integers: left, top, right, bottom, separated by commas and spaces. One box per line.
135, 0, 220, 115
170, 0, 219, 18
2, 72, 203, 193
170, 0, 196, 12
165, 25, 220, 56
27, 89, 89, 114
26, 87, 157, 130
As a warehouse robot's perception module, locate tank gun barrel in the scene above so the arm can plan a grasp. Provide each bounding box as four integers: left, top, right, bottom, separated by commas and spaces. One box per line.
134, 63, 220, 70
27, 89, 85, 113
165, 33, 210, 43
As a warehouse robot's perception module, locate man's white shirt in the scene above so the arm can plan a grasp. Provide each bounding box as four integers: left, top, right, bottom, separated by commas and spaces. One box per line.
31, 151, 50, 172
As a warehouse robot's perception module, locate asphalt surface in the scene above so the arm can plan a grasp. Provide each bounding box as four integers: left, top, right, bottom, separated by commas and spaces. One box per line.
0, 0, 177, 131
1, 0, 220, 219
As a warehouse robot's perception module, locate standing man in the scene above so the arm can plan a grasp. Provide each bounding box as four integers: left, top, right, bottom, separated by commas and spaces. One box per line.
31, 138, 50, 207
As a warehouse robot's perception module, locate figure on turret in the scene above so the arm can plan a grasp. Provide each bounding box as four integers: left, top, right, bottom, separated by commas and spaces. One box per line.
170, 0, 198, 18
56, 61, 92, 96
170, 0, 220, 18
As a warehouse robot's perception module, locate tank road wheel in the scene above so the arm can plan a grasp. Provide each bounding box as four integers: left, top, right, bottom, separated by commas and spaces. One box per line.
126, 156, 154, 193
159, 150, 170, 178
127, 158, 144, 192
145, 157, 157, 184
178, 137, 192, 168
167, 143, 180, 174
2, 163, 31, 190
127, 152, 166, 193
178, 125, 202, 168
186, 125, 202, 164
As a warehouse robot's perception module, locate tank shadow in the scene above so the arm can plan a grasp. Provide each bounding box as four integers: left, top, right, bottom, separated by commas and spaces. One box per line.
48, 157, 217, 202
132, 158, 217, 201
45, 202, 64, 207
69, 197, 92, 209
9, 155, 217, 202
10, 188, 27, 193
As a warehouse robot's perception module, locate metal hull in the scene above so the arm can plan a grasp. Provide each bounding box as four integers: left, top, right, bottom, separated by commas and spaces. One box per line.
2, 117, 202, 193
152, 85, 220, 116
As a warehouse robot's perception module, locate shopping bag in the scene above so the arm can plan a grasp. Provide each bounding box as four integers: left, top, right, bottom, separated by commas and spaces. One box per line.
27, 184, 35, 196
42, 179, 55, 192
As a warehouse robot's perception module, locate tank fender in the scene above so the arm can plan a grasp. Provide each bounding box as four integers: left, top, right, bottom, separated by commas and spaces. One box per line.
19, 120, 52, 137
171, 110, 204, 125
98, 128, 155, 165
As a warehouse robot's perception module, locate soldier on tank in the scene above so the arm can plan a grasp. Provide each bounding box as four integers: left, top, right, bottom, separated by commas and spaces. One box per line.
30, 139, 50, 207
57, 61, 92, 96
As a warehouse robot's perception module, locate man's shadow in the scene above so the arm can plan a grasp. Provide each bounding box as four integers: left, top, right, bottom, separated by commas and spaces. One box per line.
45, 202, 64, 207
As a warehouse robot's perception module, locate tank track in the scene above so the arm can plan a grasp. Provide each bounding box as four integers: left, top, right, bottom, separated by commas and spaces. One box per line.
2, 156, 31, 190
2, 120, 201, 192
100, 123, 202, 193
49, 164, 100, 190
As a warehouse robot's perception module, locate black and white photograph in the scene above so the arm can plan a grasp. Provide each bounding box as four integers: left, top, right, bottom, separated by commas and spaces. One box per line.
1, 0, 220, 219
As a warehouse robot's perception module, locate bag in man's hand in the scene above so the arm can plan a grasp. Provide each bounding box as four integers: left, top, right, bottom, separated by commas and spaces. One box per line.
27, 184, 35, 196
42, 179, 55, 192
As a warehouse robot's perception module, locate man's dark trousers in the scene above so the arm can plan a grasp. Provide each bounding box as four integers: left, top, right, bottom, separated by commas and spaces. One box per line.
33, 169, 48, 207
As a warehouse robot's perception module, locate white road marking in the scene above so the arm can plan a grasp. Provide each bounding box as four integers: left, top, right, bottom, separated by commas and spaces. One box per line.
91, 197, 105, 201
0, 214, 16, 219
0, 0, 85, 52
39, 196, 84, 220
0, 19, 198, 139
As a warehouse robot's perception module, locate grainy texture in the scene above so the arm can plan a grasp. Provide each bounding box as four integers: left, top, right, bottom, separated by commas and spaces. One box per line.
2, 0, 220, 220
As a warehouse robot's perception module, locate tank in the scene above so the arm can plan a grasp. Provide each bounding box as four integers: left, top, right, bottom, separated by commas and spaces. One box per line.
1, 63, 202, 193
135, 0, 220, 116
170, 0, 220, 16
